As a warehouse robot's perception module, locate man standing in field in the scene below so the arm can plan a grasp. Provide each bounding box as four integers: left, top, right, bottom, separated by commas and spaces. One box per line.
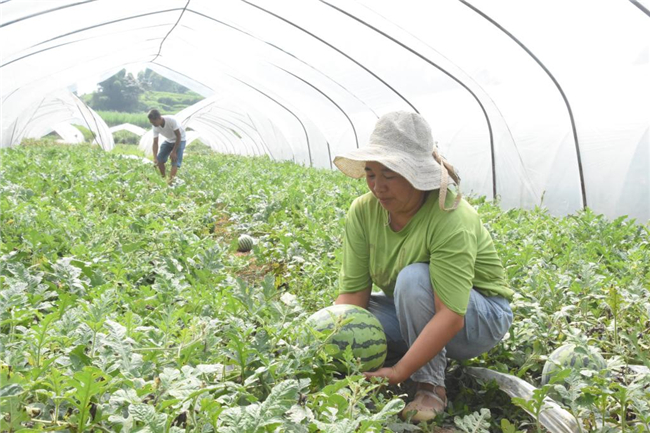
148, 109, 187, 182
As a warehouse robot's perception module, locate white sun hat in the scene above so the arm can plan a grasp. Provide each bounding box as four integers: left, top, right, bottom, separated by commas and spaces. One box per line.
334, 111, 462, 211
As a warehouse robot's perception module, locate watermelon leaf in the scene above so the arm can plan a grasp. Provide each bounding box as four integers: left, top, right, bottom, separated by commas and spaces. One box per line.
66, 366, 108, 431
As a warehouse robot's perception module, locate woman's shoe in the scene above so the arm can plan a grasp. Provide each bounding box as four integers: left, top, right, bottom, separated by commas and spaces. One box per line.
401, 386, 447, 423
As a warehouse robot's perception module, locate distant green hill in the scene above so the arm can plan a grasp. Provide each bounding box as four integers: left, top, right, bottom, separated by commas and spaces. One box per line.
139, 90, 204, 113
81, 89, 203, 116
75, 69, 206, 141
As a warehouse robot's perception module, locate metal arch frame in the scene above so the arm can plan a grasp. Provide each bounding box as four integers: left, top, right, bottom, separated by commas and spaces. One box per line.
154, 56, 311, 164
149, 61, 309, 163
25, 10, 179, 47
8, 92, 103, 148
3, 4, 371, 160
244, 112, 276, 160
231, 76, 313, 166
193, 111, 267, 157
274, 64, 358, 168
32, 5, 375, 143
4, 3, 374, 125
318, 0, 588, 204
188, 115, 252, 156
629, 0, 650, 17
71, 92, 108, 149
187, 8, 378, 125
152, 0, 191, 63
11, 96, 47, 145
203, 121, 248, 156
0, 0, 96, 27
149, 61, 214, 93
459, 0, 587, 209
186, 117, 238, 155
1, 10, 183, 67
180, 102, 275, 159
238, 0, 419, 114
319, 0, 500, 198
197, 107, 277, 159
1, 0, 608, 200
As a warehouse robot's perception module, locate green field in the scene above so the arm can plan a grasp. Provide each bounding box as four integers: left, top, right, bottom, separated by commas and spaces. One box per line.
84, 89, 204, 128
1, 143, 648, 432
139, 90, 203, 114
95, 111, 150, 128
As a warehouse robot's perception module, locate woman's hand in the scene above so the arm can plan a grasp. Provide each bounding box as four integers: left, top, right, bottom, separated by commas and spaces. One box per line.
364, 364, 408, 385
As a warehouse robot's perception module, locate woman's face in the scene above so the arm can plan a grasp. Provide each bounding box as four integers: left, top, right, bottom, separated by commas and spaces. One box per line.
365, 161, 421, 214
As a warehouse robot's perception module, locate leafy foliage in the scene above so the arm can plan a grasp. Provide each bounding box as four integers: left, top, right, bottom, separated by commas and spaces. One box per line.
95, 111, 150, 128
81, 68, 204, 116
1, 143, 648, 432
139, 90, 203, 115
113, 130, 141, 145
454, 408, 491, 433
91, 69, 143, 112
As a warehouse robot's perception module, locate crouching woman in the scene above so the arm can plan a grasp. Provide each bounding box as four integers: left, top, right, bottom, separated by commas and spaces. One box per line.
333, 111, 513, 422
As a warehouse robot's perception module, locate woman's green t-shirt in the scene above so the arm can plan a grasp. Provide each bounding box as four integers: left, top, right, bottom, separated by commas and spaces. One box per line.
338, 190, 512, 316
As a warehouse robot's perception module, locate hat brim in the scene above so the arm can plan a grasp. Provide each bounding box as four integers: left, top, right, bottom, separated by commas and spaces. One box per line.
333, 146, 446, 191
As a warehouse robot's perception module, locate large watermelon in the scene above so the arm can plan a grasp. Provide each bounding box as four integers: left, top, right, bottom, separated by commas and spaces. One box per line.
306, 304, 387, 372
541, 344, 606, 386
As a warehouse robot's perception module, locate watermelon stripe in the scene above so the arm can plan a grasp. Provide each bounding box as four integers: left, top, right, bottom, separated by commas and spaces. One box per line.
344, 323, 384, 332
315, 322, 384, 335
307, 304, 387, 372
359, 350, 387, 363
331, 339, 386, 351
352, 339, 387, 349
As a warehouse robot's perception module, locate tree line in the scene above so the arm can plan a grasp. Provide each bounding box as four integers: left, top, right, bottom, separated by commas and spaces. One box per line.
86, 69, 191, 113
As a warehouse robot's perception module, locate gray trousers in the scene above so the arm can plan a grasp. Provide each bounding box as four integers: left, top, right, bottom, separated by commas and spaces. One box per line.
368, 263, 513, 387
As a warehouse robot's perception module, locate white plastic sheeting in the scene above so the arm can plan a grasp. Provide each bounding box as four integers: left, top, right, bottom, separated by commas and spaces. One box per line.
1, 0, 648, 221
52, 123, 84, 144
138, 94, 296, 161
2, 89, 114, 150
110, 123, 147, 136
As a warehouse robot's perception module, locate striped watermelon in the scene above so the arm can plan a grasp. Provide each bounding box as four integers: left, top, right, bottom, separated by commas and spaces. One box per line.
237, 234, 254, 252
541, 344, 606, 386
306, 304, 387, 372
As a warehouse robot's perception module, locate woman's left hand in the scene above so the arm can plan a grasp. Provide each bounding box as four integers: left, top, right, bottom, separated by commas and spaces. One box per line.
363, 365, 406, 385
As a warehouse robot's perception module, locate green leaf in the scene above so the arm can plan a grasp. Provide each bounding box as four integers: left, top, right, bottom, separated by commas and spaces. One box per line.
368, 398, 404, 421
129, 403, 168, 433
255, 379, 300, 426
219, 379, 300, 432
122, 241, 146, 253
0, 384, 23, 398
313, 418, 359, 433
108, 413, 134, 433
454, 408, 491, 433
323, 343, 341, 355
68, 344, 92, 368
66, 366, 107, 431
500, 418, 524, 433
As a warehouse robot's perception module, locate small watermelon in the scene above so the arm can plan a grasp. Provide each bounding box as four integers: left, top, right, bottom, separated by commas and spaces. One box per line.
541, 344, 606, 386
306, 304, 387, 372
237, 234, 254, 252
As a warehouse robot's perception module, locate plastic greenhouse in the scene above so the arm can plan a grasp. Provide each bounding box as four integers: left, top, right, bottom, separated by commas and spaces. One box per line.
1, 0, 649, 221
